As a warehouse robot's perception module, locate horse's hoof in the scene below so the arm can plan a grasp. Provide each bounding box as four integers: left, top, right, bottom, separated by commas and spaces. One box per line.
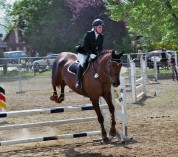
55, 97, 64, 103
100, 137, 110, 145
116, 131, 124, 144
108, 135, 114, 142
50, 96, 58, 101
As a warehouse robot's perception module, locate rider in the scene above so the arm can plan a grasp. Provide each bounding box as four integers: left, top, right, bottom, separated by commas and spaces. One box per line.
75, 18, 104, 89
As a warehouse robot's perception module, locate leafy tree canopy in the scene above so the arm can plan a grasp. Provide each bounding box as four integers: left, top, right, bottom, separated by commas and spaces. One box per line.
105, 0, 178, 48
7, 0, 130, 55
9, 0, 71, 55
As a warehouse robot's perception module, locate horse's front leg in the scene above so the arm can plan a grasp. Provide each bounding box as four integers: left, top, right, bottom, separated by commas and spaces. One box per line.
91, 98, 110, 144
103, 91, 124, 143
103, 92, 116, 137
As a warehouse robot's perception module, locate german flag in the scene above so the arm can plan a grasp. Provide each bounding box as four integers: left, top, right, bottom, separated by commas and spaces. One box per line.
0, 86, 5, 95
0, 92, 6, 102
0, 100, 6, 109
0, 86, 6, 109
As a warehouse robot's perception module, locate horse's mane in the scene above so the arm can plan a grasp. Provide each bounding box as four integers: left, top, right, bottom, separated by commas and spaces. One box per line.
99, 50, 113, 56
98, 50, 123, 63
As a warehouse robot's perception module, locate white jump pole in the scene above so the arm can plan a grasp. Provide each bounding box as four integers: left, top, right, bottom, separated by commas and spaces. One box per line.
130, 60, 146, 103
153, 56, 158, 82
130, 61, 137, 103
0, 117, 97, 131
16, 63, 25, 94
127, 54, 132, 90
141, 60, 146, 96
174, 52, 177, 69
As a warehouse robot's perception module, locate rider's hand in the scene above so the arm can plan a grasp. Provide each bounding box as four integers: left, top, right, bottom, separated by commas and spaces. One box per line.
90, 54, 97, 59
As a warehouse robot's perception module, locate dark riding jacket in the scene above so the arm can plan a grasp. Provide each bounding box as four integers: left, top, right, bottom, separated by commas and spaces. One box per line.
83, 30, 104, 55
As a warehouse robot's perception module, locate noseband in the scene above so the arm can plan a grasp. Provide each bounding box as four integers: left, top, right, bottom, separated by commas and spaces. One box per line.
104, 59, 122, 83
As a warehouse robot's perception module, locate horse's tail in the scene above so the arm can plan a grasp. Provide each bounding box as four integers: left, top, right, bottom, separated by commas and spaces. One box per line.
51, 57, 62, 86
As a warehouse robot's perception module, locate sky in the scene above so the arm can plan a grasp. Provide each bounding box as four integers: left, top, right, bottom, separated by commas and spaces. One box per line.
0, 0, 17, 38
0, 0, 17, 18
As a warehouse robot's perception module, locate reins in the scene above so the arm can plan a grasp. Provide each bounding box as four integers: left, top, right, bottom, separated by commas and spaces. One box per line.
93, 52, 122, 84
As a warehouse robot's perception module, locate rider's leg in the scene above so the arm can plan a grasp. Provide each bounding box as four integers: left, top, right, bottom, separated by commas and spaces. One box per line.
76, 65, 83, 88
75, 53, 87, 89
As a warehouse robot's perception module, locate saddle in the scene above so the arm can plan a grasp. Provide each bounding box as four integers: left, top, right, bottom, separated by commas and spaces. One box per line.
68, 59, 90, 75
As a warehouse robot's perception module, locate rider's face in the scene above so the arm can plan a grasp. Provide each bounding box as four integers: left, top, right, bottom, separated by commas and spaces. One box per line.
95, 25, 103, 34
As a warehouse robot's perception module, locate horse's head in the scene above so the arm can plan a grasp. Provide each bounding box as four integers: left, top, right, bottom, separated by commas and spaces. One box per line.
105, 50, 123, 87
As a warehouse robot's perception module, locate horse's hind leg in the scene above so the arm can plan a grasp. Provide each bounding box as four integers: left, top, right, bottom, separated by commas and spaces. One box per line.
55, 80, 66, 103
50, 84, 58, 102
91, 98, 110, 144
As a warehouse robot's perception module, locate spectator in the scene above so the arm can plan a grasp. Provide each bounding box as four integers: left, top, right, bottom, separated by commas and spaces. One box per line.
169, 54, 178, 81
35, 51, 39, 57
137, 50, 143, 60
2, 59, 8, 75
39, 57, 50, 74
161, 48, 170, 68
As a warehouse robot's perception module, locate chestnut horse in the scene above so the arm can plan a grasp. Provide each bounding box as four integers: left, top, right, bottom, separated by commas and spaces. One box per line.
50, 50, 123, 144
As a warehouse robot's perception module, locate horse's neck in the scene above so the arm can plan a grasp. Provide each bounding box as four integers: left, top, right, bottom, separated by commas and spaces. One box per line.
93, 52, 111, 81
97, 52, 111, 68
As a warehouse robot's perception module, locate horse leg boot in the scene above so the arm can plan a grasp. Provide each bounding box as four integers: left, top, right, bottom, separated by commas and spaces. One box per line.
50, 85, 58, 101
75, 65, 83, 89
56, 81, 65, 103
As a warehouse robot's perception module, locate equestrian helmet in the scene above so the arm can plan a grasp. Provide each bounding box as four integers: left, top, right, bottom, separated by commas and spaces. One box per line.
92, 19, 104, 27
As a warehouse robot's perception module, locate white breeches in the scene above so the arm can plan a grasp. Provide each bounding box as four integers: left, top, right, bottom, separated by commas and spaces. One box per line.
77, 53, 88, 67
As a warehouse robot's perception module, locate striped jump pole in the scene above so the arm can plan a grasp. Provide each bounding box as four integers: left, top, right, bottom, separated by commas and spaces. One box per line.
0, 104, 108, 118
0, 131, 101, 146
0, 85, 130, 145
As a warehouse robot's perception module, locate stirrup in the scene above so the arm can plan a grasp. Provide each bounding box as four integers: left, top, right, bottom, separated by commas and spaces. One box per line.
75, 82, 82, 89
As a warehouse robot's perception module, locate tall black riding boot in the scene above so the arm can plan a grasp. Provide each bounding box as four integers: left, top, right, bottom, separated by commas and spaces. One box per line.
75, 65, 83, 89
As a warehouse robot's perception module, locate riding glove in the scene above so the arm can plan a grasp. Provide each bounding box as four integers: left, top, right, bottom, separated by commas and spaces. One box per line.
90, 54, 97, 59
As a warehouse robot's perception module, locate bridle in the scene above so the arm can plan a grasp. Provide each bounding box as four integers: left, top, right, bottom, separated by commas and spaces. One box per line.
92, 55, 122, 84
103, 59, 122, 83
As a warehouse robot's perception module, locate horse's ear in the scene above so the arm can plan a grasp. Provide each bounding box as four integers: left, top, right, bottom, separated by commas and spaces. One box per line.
112, 50, 124, 59
112, 50, 115, 58
118, 50, 124, 58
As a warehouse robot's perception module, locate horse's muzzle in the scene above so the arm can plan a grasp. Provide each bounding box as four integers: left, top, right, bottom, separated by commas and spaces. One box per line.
112, 81, 120, 87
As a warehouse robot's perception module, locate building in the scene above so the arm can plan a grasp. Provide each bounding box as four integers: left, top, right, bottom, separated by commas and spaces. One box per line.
4, 28, 27, 52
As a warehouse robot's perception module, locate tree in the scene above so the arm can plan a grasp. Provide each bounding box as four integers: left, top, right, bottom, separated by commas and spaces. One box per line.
105, 0, 178, 49
66, 0, 130, 51
10, 0, 72, 55
8, 0, 130, 55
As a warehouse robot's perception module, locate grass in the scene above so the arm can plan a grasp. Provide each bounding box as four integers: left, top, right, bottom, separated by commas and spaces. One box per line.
0, 67, 172, 80
122, 68, 172, 77
0, 70, 52, 78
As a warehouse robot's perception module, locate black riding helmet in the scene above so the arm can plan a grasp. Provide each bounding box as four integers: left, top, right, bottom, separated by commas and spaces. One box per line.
92, 19, 104, 27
